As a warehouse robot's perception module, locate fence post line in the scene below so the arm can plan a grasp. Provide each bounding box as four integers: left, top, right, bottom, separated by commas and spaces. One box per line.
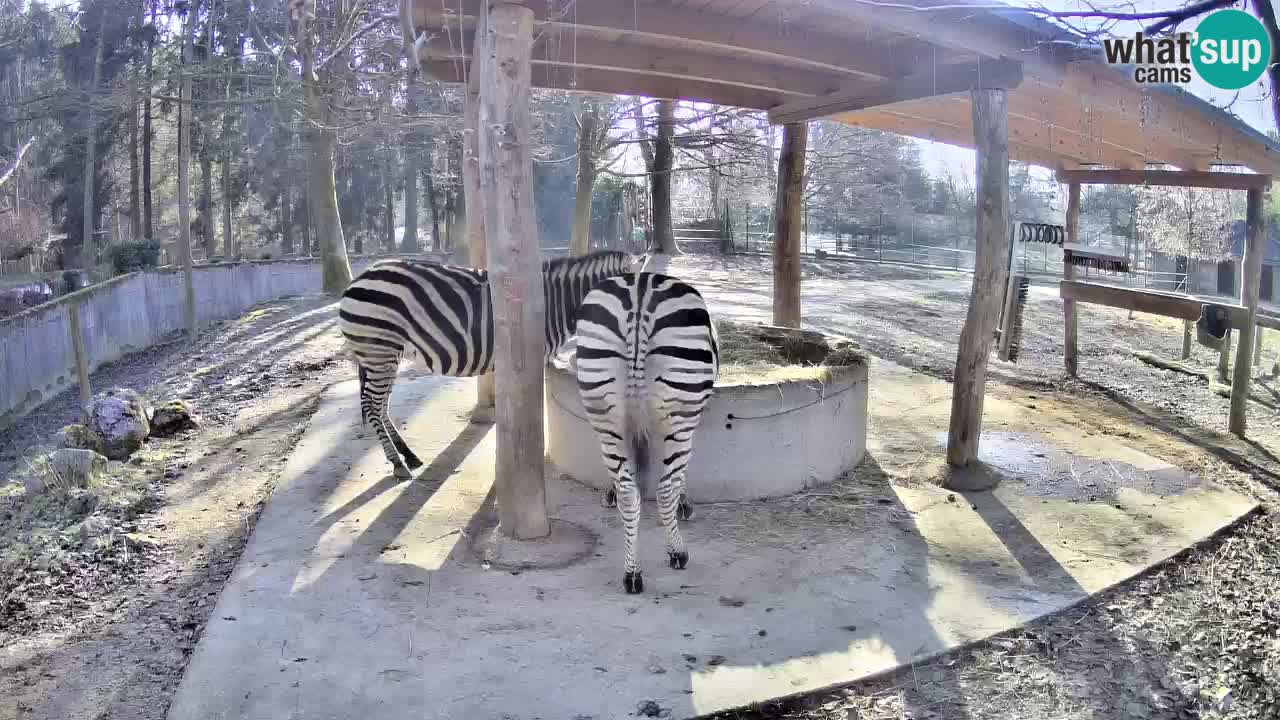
68, 301, 91, 417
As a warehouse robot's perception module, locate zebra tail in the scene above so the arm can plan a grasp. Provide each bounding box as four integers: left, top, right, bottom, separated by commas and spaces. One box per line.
626, 384, 652, 499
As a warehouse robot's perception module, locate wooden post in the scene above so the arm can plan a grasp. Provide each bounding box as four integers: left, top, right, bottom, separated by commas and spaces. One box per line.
478, 0, 549, 539
946, 88, 1010, 470
1063, 182, 1081, 377
1254, 326, 1264, 366
68, 302, 92, 416
1230, 186, 1266, 436
463, 8, 495, 420
1181, 319, 1192, 360
772, 121, 807, 328
1218, 328, 1232, 383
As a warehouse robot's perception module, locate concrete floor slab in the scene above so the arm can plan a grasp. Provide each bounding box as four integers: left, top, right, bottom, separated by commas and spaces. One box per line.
167, 361, 1255, 720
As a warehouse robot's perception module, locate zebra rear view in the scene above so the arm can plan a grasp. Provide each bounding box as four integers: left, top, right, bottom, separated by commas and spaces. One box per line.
574, 273, 719, 594
338, 250, 635, 480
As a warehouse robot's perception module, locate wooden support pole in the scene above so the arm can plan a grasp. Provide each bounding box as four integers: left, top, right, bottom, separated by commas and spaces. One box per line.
1059, 280, 1251, 326
946, 88, 1010, 469
68, 302, 91, 417
1230, 186, 1266, 436
1181, 319, 1192, 360
479, 0, 549, 539
1218, 328, 1233, 383
463, 8, 495, 420
772, 121, 807, 328
1255, 326, 1265, 366
1063, 182, 1081, 377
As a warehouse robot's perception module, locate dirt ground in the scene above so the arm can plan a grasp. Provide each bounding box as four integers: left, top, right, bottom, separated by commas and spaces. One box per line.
3, 255, 1280, 720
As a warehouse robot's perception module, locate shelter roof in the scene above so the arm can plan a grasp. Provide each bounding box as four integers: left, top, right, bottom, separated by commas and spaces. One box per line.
409, 0, 1280, 175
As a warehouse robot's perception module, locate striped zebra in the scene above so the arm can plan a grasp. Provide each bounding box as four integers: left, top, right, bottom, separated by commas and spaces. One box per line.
338, 250, 637, 480
574, 272, 719, 593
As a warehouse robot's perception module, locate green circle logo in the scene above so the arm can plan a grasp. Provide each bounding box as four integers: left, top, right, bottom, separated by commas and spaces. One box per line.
1192, 10, 1272, 90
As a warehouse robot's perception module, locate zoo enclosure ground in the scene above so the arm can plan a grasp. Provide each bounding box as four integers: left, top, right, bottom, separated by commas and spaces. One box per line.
2, 255, 1279, 720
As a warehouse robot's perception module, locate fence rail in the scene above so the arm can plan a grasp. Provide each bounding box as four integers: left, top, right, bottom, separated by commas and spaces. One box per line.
0, 252, 446, 429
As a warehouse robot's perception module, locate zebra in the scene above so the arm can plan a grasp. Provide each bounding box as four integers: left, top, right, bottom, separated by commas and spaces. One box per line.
338, 250, 638, 480
573, 272, 719, 594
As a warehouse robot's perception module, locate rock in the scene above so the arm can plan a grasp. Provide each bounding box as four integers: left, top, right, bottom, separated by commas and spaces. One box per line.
636, 700, 663, 718
124, 533, 162, 552
71, 515, 114, 547
55, 424, 105, 454
85, 388, 151, 460
47, 448, 108, 489
150, 400, 198, 438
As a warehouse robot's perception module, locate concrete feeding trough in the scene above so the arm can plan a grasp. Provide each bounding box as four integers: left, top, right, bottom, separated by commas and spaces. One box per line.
545, 323, 869, 502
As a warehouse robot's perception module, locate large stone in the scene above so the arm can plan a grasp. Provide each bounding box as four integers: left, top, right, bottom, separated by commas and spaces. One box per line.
56, 424, 106, 454
85, 388, 151, 460
47, 448, 108, 490
150, 400, 198, 438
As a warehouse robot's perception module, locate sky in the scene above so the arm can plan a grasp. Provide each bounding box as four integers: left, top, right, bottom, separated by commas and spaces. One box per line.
918, 0, 1278, 179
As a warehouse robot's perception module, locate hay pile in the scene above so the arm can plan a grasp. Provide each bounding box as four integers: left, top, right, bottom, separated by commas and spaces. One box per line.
716, 320, 864, 385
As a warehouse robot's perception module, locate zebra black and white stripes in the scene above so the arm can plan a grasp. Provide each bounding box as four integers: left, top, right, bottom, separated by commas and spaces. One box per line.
338, 250, 636, 479
574, 272, 719, 593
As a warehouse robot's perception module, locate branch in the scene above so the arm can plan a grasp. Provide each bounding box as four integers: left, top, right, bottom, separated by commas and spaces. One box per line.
318, 12, 398, 70
0, 137, 34, 189
1144, 0, 1240, 34
1252, 0, 1280, 133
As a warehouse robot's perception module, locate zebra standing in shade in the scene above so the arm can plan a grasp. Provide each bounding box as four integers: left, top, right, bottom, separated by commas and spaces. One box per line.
574, 272, 719, 593
339, 250, 637, 479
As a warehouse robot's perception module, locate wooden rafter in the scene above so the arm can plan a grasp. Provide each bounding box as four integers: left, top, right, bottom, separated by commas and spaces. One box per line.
412, 0, 917, 80
1055, 168, 1273, 189
767, 58, 1022, 125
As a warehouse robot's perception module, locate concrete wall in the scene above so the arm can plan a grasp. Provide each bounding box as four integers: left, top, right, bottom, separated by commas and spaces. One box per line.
0, 254, 443, 429
545, 360, 869, 503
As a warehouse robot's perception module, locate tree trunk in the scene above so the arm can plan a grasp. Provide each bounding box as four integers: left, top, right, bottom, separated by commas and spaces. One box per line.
281, 183, 294, 254
177, 0, 202, 335
773, 122, 807, 328
300, 23, 351, 291
128, 23, 140, 242
142, 4, 155, 242
220, 46, 235, 258
479, 2, 548, 539
425, 163, 441, 252
648, 99, 679, 255
569, 103, 598, 256
383, 169, 395, 252
1230, 187, 1267, 436
1064, 182, 1081, 376
401, 69, 422, 252
79, 19, 107, 268
463, 28, 493, 411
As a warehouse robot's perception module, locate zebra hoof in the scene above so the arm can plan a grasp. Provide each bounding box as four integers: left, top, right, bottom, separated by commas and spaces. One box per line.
668, 551, 688, 570
677, 500, 694, 521
393, 466, 413, 481
603, 489, 617, 508
624, 571, 644, 594
404, 454, 424, 470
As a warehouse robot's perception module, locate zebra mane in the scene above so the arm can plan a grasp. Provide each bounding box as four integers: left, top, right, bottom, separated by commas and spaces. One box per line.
541, 250, 634, 274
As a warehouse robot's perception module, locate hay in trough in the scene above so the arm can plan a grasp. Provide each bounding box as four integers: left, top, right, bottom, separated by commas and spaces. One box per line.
715, 320, 864, 385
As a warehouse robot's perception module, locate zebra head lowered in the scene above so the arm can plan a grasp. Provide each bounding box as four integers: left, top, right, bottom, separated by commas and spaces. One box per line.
338, 249, 639, 481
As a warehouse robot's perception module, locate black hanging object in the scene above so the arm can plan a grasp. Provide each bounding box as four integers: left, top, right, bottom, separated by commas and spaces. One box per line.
1019, 223, 1066, 245
1063, 243, 1130, 273
1004, 275, 1031, 363
1196, 303, 1231, 350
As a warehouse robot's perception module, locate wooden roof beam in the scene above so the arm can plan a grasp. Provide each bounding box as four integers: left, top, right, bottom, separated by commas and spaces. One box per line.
1055, 168, 1273, 190
767, 58, 1022, 125
805, 0, 1070, 82
411, 0, 915, 81
420, 30, 843, 98
421, 59, 788, 109
836, 109, 1081, 170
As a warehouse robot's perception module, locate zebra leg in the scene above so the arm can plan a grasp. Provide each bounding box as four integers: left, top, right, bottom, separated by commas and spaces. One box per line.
614, 470, 644, 593
655, 420, 690, 571
379, 392, 423, 470
603, 488, 617, 508
359, 363, 413, 480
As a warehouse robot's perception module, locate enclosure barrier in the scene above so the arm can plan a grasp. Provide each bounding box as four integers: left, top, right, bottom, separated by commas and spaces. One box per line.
0, 253, 443, 429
